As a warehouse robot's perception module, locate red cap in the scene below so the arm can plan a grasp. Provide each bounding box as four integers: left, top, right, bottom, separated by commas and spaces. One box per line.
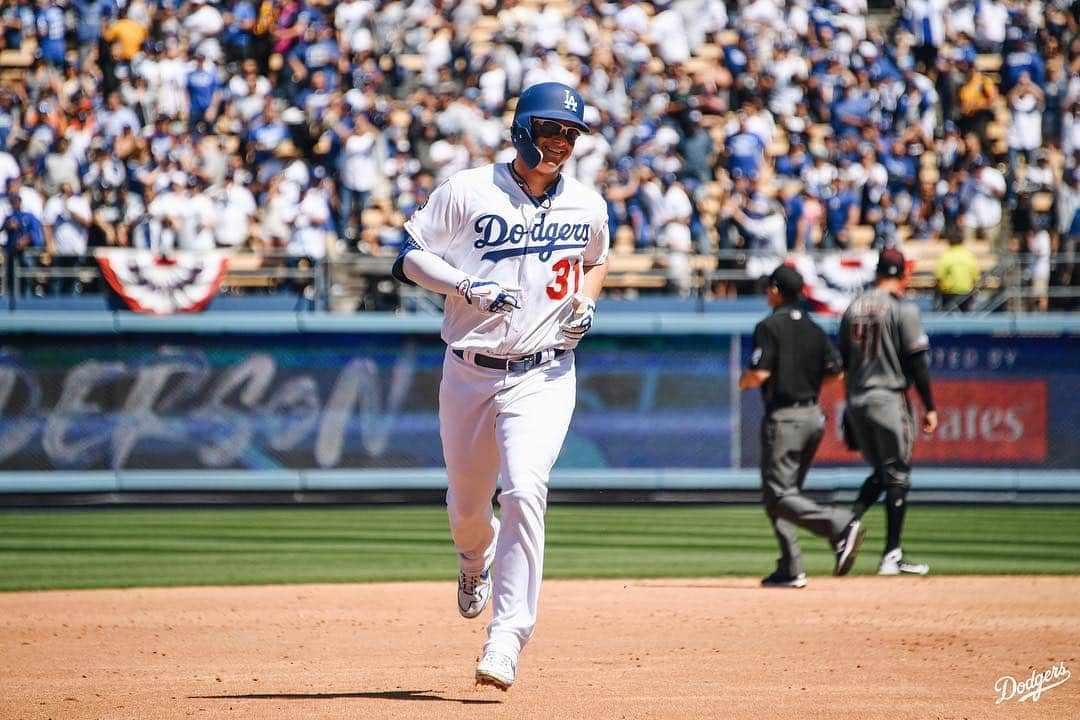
877, 249, 906, 279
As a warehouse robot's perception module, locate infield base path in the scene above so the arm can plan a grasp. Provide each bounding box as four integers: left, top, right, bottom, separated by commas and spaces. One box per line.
2, 576, 1077, 719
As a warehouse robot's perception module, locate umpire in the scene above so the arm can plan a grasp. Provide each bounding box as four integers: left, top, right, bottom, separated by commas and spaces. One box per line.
839, 249, 938, 575
740, 265, 865, 588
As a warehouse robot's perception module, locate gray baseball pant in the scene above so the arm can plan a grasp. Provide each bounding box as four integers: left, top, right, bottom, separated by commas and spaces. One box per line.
847, 388, 915, 492
760, 404, 853, 577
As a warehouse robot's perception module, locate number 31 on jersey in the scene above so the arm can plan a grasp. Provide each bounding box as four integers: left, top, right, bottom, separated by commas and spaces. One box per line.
546, 257, 582, 300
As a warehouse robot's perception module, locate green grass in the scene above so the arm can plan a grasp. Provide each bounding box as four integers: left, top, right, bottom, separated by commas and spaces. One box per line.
0, 505, 1077, 591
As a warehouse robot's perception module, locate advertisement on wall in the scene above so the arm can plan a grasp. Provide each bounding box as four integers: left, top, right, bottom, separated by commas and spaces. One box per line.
0, 330, 1076, 476
740, 333, 1074, 469
0, 334, 734, 473
814, 380, 1048, 464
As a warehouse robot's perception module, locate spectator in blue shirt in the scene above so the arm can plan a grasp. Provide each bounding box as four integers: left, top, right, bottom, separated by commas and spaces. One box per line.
832, 84, 873, 138
779, 181, 806, 250
775, 139, 810, 178
2, 192, 45, 306
809, 2, 836, 39
73, 0, 113, 64
823, 177, 859, 248
222, 0, 257, 64
1, 2, 25, 50
186, 51, 221, 133
1002, 35, 1045, 91
883, 139, 917, 201
863, 187, 897, 248
863, 44, 903, 84
724, 117, 766, 181
248, 102, 290, 166
303, 24, 342, 86
722, 35, 749, 76
34, 2, 66, 66
807, 55, 846, 122
300, 70, 334, 124
0, 91, 15, 149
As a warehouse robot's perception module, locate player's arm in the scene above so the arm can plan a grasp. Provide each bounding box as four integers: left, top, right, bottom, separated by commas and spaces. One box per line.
837, 313, 852, 371
739, 323, 775, 390
391, 179, 519, 314
902, 349, 937, 433
394, 236, 467, 294
821, 334, 844, 388
580, 261, 607, 302
739, 369, 771, 390
392, 178, 462, 290
395, 239, 520, 314
897, 303, 937, 432
562, 208, 611, 341
561, 262, 607, 341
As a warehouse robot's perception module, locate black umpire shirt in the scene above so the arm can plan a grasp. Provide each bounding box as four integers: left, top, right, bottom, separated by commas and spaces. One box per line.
749, 302, 842, 413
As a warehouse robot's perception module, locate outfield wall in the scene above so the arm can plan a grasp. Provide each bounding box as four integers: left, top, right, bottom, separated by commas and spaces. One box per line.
0, 312, 1077, 498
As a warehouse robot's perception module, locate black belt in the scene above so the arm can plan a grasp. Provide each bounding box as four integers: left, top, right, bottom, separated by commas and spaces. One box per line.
769, 398, 818, 411
453, 348, 566, 372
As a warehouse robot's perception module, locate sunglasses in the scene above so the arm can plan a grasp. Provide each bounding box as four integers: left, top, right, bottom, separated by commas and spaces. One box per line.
532, 118, 582, 143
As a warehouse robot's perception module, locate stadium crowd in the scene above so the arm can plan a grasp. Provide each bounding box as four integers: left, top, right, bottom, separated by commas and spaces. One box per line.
0, 0, 1078, 309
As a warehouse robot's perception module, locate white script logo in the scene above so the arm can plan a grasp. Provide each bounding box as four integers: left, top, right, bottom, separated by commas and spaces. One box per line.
995, 662, 1070, 704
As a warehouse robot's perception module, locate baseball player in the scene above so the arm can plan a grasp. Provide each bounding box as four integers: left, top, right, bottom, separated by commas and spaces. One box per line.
839, 249, 938, 575
392, 82, 609, 690
740, 265, 865, 588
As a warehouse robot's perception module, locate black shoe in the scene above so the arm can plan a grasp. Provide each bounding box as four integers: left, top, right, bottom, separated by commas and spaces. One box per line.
760, 570, 807, 588
833, 519, 866, 577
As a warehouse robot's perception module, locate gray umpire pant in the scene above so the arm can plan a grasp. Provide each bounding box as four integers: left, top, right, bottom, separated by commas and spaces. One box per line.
760, 404, 853, 577
846, 389, 915, 490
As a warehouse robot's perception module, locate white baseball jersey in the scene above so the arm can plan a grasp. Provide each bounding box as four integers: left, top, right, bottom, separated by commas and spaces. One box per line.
404, 163, 609, 356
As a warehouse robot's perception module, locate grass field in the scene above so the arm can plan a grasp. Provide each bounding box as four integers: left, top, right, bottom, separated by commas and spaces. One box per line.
1, 505, 1078, 591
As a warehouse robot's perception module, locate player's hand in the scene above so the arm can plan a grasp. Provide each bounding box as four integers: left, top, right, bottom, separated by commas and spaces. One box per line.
562, 293, 596, 341
457, 277, 521, 314
922, 410, 938, 434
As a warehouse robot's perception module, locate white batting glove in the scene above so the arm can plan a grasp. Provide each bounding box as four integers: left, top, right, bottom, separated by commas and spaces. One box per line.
456, 277, 521, 314
562, 293, 596, 341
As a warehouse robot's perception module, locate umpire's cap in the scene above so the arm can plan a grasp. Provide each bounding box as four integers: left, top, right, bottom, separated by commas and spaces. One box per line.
511, 82, 589, 168
877, 248, 907, 279
769, 265, 804, 299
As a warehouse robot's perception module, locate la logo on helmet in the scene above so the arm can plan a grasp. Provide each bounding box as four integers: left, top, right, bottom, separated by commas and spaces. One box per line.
563, 90, 578, 112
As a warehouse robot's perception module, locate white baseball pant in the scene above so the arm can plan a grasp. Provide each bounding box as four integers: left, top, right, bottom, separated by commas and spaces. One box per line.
439, 347, 576, 658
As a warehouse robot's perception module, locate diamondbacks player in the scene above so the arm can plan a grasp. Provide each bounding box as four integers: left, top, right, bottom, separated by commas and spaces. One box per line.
392, 82, 609, 690
838, 249, 938, 575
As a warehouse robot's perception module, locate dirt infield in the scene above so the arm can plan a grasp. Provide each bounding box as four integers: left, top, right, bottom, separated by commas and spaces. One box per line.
1, 576, 1077, 720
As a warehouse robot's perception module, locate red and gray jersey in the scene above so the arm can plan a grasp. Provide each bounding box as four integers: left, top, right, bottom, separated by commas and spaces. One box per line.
404, 163, 609, 356
839, 288, 930, 396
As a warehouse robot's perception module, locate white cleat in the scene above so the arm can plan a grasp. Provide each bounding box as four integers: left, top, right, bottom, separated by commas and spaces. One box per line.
475, 649, 517, 690
457, 566, 492, 619
878, 548, 930, 575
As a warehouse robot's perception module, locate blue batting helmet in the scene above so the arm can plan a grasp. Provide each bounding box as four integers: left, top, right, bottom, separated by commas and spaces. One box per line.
511, 82, 589, 168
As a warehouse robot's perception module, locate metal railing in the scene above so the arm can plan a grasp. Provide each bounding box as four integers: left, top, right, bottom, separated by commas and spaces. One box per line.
3, 247, 1077, 314
963, 251, 1080, 315
0, 249, 380, 312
